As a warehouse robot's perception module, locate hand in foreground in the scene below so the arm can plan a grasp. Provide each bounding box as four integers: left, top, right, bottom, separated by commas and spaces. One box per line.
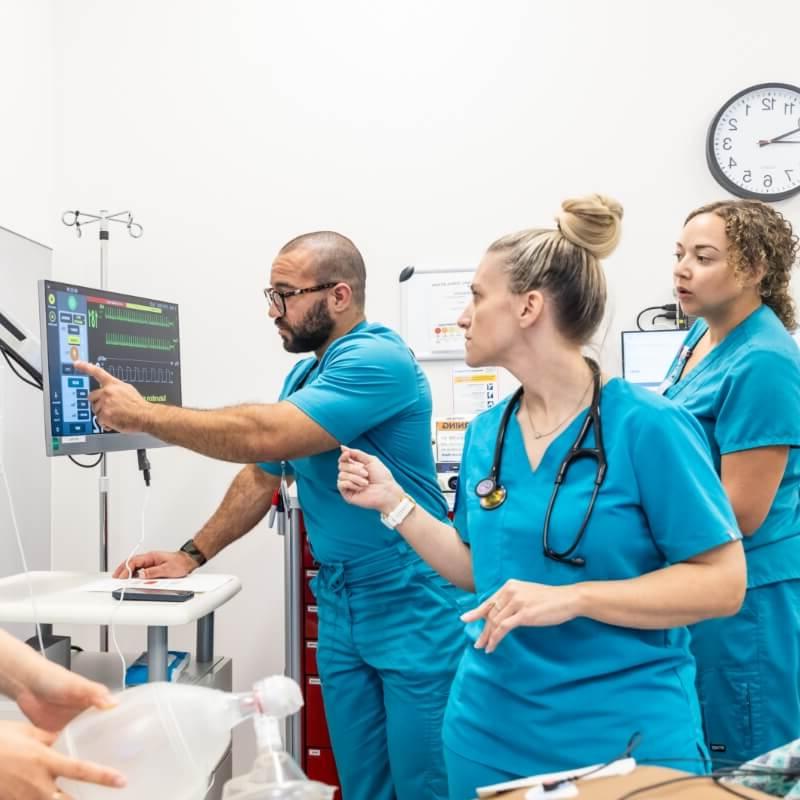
460, 579, 583, 654
337, 446, 402, 513
112, 550, 196, 579
73, 361, 151, 433
15, 660, 116, 733
0, 720, 125, 799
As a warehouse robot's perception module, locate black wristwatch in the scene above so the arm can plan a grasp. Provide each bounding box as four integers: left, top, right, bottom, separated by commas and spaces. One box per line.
179, 538, 207, 567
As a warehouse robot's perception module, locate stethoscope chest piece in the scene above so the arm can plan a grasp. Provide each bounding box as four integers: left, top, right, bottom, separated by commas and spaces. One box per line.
475, 478, 507, 510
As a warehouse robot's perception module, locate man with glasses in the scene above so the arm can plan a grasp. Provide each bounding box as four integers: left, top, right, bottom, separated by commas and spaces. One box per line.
75, 231, 465, 800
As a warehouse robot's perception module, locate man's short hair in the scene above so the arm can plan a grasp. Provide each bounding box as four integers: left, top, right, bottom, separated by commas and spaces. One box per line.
279, 231, 366, 309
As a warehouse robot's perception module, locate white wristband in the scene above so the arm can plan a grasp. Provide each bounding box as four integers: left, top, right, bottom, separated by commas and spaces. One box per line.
380, 494, 417, 529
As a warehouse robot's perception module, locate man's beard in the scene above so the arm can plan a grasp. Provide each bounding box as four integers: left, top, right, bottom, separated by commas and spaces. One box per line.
277, 298, 335, 353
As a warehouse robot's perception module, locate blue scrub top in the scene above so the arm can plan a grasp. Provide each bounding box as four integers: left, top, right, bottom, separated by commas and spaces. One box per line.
444, 378, 740, 775
663, 306, 800, 588
258, 321, 448, 564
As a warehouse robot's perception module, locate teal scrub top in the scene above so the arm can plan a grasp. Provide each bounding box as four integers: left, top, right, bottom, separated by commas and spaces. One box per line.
444, 378, 740, 775
259, 321, 448, 564
663, 306, 800, 588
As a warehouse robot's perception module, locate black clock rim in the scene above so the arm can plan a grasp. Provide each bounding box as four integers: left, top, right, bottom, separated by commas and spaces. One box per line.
705, 81, 800, 203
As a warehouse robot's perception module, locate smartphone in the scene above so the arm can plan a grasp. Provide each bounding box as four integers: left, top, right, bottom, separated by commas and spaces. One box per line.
112, 587, 195, 602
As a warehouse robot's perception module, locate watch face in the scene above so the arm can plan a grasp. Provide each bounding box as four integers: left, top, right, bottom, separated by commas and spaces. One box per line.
706, 82, 800, 202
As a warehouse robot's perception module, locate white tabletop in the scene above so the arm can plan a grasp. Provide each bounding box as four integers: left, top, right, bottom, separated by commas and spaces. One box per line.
0, 571, 242, 626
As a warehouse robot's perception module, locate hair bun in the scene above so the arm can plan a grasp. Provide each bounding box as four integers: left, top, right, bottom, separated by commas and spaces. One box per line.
556, 194, 623, 259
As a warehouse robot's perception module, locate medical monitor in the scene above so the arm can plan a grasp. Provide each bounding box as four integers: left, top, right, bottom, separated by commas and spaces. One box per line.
38, 280, 182, 457
620, 329, 686, 391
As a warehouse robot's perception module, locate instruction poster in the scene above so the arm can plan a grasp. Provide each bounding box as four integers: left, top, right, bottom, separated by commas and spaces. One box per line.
435, 418, 470, 464
452, 366, 499, 415
400, 269, 473, 360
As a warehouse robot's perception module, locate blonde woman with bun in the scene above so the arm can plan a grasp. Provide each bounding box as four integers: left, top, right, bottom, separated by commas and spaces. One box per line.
337, 195, 746, 799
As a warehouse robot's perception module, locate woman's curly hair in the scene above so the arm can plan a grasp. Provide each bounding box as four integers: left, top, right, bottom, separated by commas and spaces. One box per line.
685, 200, 799, 330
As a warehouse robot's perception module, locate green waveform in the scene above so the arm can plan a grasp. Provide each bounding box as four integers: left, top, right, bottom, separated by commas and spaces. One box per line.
105, 332, 176, 351
104, 307, 175, 328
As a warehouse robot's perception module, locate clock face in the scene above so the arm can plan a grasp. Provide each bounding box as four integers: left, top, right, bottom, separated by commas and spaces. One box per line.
706, 82, 800, 202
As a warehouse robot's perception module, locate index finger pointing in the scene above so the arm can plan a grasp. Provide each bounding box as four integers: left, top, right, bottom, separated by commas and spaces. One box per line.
73, 360, 113, 384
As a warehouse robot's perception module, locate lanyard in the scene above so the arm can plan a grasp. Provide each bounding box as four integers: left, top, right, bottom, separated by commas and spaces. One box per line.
656, 344, 693, 396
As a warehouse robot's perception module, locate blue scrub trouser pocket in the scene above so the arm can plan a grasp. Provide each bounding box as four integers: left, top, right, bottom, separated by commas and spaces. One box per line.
689, 582, 800, 768
697, 669, 759, 767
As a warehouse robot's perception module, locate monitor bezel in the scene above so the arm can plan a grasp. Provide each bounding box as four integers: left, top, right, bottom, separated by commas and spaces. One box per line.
620, 328, 687, 385
37, 279, 181, 458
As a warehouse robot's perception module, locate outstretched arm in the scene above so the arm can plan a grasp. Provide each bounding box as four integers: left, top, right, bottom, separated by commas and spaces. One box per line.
74, 361, 337, 463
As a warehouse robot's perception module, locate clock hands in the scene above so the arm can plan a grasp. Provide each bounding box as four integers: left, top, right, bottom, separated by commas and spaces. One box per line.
759, 125, 800, 147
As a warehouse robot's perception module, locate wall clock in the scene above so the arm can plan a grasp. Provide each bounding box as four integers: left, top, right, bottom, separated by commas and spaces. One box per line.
706, 82, 800, 201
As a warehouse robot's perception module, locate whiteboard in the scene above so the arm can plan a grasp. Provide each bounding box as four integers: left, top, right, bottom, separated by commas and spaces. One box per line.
0, 225, 52, 610
399, 267, 473, 361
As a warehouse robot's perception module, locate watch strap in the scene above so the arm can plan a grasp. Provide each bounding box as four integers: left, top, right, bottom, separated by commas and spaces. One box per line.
180, 538, 207, 566
380, 495, 417, 530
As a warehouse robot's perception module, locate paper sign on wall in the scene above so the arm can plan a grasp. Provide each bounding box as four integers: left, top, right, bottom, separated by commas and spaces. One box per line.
435, 418, 470, 464
452, 366, 499, 415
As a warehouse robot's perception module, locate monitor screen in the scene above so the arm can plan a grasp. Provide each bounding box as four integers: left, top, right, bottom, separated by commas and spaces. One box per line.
620, 329, 686, 391
38, 280, 182, 457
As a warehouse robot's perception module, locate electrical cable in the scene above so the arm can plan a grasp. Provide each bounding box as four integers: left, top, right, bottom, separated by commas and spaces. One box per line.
0, 347, 42, 390
0, 458, 45, 657
2, 348, 106, 471
651, 313, 674, 327
110, 486, 150, 690
617, 759, 800, 800
486, 732, 642, 797
69, 453, 104, 469
636, 304, 678, 331
137, 448, 151, 487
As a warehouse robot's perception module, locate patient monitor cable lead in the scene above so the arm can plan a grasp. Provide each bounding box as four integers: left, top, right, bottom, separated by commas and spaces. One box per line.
137, 449, 151, 487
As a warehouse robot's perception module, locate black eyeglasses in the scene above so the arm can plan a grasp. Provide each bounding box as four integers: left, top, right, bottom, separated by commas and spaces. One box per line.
263, 282, 338, 316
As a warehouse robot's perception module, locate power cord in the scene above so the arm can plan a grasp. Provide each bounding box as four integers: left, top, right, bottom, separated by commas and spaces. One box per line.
650, 311, 676, 327
617, 758, 800, 800
2, 347, 108, 471
137, 449, 151, 487
636, 304, 678, 331
69, 453, 104, 469
486, 732, 642, 797
0, 346, 42, 390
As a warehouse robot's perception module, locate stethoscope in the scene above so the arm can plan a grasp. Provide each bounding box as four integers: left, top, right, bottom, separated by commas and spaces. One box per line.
474, 358, 607, 567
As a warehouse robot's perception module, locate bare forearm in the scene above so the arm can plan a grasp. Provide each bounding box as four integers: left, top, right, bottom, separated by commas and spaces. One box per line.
194, 465, 279, 560
576, 549, 745, 629
386, 492, 474, 591
144, 404, 278, 463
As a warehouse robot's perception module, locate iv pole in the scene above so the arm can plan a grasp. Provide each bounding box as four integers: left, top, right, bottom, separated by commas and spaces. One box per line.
61, 209, 143, 651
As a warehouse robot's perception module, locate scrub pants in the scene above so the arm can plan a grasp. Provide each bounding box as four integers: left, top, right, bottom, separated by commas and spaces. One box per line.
691, 579, 800, 769
312, 541, 467, 800
443, 746, 519, 800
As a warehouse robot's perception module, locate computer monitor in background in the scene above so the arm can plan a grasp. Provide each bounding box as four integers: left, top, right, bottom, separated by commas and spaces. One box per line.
621, 329, 686, 391
38, 280, 182, 457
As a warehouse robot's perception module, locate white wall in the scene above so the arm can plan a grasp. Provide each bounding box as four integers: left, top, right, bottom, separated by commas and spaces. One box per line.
0, 0, 55, 643
1, 0, 799, 773
0, 0, 55, 244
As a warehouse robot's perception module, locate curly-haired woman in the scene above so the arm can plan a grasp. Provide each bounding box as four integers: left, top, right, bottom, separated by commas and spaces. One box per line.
663, 200, 800, 767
